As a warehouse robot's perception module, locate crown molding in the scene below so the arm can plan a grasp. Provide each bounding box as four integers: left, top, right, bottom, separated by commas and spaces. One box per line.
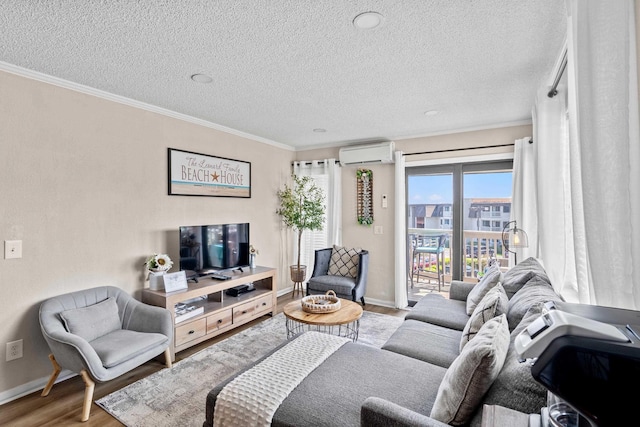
0, 61, 295, 151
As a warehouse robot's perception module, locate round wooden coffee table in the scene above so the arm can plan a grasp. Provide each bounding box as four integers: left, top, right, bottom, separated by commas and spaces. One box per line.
283, 298, 363, 341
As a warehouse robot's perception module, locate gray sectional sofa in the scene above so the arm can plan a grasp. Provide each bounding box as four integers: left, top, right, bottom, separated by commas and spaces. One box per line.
204, 257, 563, 427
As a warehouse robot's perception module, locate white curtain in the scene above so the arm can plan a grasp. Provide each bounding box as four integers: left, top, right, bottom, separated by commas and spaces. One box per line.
531, 82, 579, 301
525, 0, 640, 308
509, 137, 538, 268
293, 160, 342, 279
394, 151, 409, 309
563, 0, 640, 308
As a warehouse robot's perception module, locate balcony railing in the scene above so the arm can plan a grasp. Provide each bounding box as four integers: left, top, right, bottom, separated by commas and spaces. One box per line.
409, 228, 508, 284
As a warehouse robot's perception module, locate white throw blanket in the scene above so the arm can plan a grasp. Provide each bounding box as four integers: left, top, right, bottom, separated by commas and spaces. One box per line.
213, 331, 349, 427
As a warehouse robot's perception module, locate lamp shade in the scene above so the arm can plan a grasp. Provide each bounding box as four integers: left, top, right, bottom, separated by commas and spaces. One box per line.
509, 226, 529, 248
502, 220, 529, 265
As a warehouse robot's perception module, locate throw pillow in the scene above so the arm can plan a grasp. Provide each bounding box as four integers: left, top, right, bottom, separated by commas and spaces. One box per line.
472, 302, 550, 425
506, 276, 563, 330
431, 314, 510, 426
501, 257, 550, 299
327, 245, 361, 278
465, 265, 503, 315
460, 283, 508, 352
60, 297, 121, 342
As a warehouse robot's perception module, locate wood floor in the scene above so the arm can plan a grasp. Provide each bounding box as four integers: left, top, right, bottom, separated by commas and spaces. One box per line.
0, 293, 406, 427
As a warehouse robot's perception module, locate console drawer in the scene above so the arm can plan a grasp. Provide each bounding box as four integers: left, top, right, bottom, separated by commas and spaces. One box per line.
233, 295, 273, 324
175, 318, 206, 347
206, 309, 233, 334
254, 294, 273, 313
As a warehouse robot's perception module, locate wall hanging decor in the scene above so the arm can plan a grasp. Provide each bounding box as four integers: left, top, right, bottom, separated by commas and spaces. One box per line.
168, 148, 251, 198
356, 168, 373, 225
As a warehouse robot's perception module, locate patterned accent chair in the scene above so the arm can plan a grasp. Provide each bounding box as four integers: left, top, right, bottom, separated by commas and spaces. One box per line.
306, 246, 369, 306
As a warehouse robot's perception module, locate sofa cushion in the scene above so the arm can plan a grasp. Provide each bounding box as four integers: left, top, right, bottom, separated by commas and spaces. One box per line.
328, 245, 361, 278
431, 314, 510, 426
501, 257, 549, 299
473, 303, 549, 426
382, 319, 462, 368
466, 265, 503, 315
460, 284, 508, 352
506, 276, 563, 330
59, 297, 121, 342
206, 339, 448, 427
406, 294, 470, 331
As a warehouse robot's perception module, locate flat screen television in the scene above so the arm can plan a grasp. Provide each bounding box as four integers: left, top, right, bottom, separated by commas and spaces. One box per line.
179, 223, 250, 275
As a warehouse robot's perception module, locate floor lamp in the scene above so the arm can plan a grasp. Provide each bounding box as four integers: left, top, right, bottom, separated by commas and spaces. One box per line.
502, 220, 529, 265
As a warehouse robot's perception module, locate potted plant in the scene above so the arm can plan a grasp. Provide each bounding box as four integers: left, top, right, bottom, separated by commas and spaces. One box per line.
276, 175, 325, 284
144, 253, 174, 290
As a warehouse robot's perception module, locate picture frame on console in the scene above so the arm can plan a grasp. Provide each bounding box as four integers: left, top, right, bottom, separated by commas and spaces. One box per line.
168, 148, 251, 198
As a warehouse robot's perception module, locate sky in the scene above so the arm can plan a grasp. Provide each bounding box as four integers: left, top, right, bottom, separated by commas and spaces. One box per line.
408, 172, 512, 204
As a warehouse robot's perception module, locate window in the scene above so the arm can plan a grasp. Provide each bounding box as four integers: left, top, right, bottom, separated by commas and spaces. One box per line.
407, 160, 512, 300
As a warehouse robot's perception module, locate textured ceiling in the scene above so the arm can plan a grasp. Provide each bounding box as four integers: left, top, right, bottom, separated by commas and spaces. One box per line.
0, 1, 566, 150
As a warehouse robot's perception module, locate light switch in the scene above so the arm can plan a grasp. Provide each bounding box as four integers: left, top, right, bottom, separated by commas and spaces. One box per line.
4, 240, 22, 259
374, 226, 383, 235
382, 194, 388, 208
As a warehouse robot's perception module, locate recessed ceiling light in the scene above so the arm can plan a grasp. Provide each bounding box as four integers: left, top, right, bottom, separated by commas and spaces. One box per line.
424, 110, 439, 116
191, 73, 213, 83
353, 12, 384, 30
313, 128, 327, 133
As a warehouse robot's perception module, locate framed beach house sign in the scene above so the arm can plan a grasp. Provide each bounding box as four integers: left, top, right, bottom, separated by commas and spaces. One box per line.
168, 148, 251, 198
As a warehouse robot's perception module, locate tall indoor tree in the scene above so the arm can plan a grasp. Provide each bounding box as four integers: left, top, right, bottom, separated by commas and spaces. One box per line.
276, 175, 325, 289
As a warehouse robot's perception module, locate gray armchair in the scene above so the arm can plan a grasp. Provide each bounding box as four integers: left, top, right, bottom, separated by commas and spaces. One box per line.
306, 247, 369, 306
39, 286, 173, 421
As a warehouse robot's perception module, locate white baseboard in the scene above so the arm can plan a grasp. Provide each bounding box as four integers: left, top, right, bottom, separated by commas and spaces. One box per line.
0, 369, 76, 406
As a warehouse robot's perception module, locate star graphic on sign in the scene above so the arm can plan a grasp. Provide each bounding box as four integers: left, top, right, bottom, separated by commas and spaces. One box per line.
211, 172, 220, 181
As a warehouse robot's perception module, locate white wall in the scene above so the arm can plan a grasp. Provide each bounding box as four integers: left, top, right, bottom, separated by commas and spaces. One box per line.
0, 70, 294, 396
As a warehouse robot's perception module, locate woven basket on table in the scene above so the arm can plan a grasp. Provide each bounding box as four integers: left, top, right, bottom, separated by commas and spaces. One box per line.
301, 290, 341, 314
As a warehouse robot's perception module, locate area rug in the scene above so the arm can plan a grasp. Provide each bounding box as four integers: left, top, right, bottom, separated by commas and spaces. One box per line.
96, 310, 404, 427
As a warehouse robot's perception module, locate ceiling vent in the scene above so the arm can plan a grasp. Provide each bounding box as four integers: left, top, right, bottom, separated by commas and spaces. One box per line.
339, 141, 395, 166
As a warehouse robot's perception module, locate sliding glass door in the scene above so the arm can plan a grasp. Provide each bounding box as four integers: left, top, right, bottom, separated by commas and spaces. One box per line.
407, 168, 454, 303
406, 160, 512, 303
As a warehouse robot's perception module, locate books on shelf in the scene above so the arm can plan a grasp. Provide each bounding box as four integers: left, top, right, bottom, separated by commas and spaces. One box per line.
174, 302, 204, 324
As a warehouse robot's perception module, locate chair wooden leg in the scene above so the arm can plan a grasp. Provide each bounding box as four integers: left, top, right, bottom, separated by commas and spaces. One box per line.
41, 353, 61, 397
164, 347, 172, 368
80, 369, 95, 422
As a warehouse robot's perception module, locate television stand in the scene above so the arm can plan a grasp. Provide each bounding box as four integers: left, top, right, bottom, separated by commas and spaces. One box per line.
142, 266, 277, 361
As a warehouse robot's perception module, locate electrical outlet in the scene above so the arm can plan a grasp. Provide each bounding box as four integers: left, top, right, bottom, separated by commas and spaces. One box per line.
4, 240, 22, 259
374, 226, 383, 235
6, 339, 23, 361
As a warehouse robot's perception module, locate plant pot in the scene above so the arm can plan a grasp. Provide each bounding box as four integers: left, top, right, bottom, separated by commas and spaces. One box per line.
290, 265, 307, 283
148, 271, 165, 291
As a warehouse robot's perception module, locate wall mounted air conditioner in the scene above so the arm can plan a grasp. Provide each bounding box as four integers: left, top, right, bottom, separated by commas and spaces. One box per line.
339, 141, 395, 166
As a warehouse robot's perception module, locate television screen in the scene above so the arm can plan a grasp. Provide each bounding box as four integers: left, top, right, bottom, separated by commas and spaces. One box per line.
179, 223, 249, 274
